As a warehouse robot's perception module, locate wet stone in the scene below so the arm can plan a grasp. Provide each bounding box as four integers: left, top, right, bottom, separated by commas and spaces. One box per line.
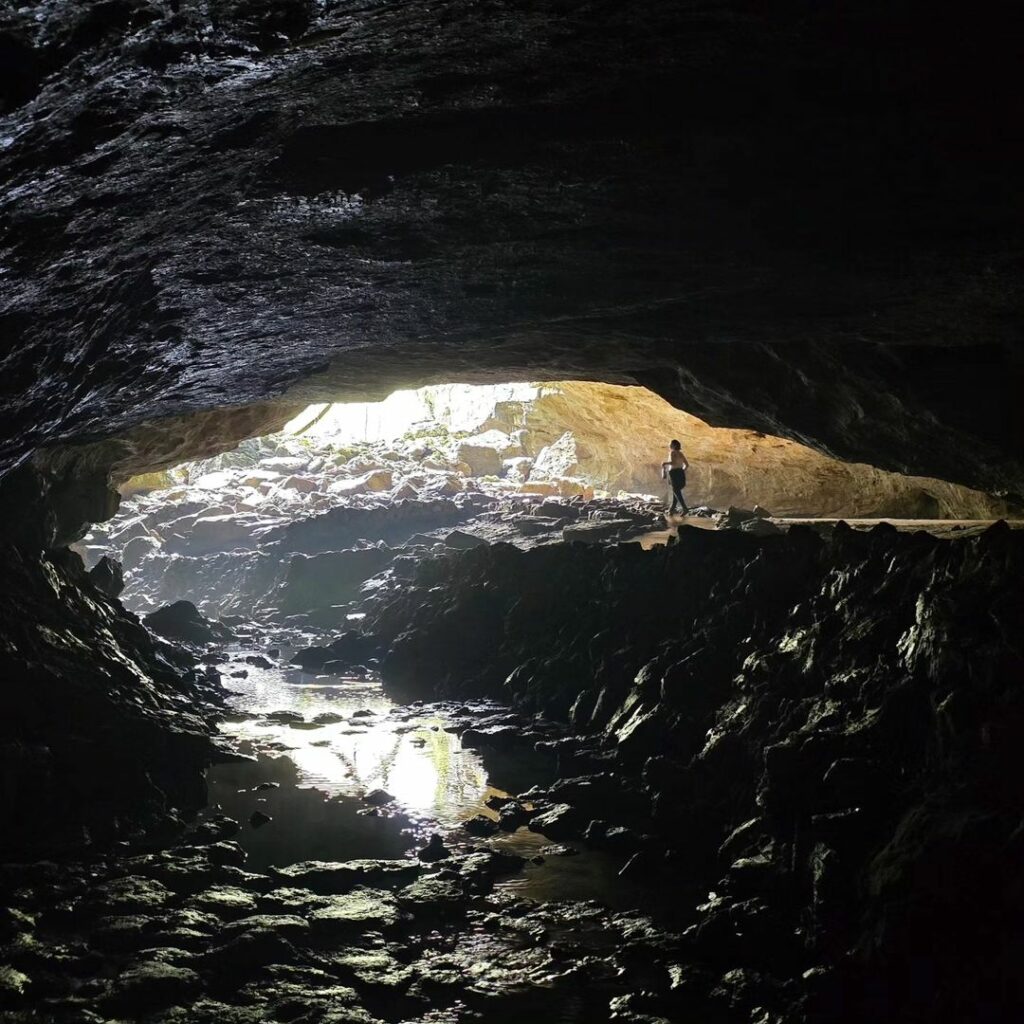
264, 710, 304, 723
417, 834, 450, 862
308, 889, 400, 936
463, 813, 499, 837
527, 802, 590, 840
102, 961, 203, 1014
271, 859, 420, 893
79, 875, 173, 917
187, 885, 259, 920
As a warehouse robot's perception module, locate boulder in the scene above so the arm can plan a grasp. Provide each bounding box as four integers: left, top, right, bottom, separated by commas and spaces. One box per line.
502, 456, 534, 483
268, 548, 393, 614
328, 470, 393, 497
531, 431, 582, 479
277, 475, 320, 494
89, 555, 125, 598
457, 430, 518, 476
143, 601, 231, 645
261, 457, 307, 474
122, 534, 161, 569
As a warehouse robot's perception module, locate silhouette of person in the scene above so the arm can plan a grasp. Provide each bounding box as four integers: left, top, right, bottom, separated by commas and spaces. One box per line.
661, 439, 689, 515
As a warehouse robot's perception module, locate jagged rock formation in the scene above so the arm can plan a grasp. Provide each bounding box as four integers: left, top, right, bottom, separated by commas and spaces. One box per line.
0, 543, 225, 857
1, 1, 1022, 505
364, 524, 1024, 1020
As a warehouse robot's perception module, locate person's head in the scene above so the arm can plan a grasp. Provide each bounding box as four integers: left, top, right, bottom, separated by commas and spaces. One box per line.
670, 439, 681, 450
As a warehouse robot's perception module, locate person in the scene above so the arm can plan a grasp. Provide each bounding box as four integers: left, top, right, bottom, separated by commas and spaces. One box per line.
661, 439, 689, 515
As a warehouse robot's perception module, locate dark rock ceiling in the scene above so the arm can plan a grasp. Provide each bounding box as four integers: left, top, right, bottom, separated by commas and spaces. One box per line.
1, 0, 1022, 497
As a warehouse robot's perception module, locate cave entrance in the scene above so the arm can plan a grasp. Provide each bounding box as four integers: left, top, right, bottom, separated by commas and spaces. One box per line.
83, 378, 1009, 623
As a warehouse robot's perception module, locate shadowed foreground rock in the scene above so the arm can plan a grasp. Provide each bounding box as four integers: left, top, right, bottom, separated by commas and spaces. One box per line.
0, 543, 225, 856
366, 524, 1024, 1021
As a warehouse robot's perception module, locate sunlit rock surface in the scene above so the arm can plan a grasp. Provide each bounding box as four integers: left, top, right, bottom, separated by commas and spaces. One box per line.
389, 381, 1015, 518
1, 1, 1022, 498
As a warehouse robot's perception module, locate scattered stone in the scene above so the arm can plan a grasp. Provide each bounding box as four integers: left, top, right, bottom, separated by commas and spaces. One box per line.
102, 962, 203, 1014
309, 889, 400, 935
417, 834, 450, 862
143, 600, 231, 644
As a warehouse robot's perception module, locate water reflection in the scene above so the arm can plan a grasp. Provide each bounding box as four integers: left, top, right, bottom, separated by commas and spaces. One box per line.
216, 660, 493, 827
207, 650, 646, 906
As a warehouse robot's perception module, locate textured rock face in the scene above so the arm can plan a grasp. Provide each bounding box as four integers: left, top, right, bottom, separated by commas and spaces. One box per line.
365, 524, 1024, 1021
0, 543, 223, 855
1, 1, 1022, 503
501, 382, 1016, 517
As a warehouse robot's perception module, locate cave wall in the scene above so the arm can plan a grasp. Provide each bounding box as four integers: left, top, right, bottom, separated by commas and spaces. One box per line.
1, 0, 1022, 505
0, 541, 224, 856
365, 524, 1024, 1021
488, 382, 1015, 518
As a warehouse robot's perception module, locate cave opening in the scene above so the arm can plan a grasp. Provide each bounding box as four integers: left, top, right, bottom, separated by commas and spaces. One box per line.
85, 377, 1016, 625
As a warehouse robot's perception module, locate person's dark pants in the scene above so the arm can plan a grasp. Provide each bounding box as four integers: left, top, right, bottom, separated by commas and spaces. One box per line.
669, 468, 687, 513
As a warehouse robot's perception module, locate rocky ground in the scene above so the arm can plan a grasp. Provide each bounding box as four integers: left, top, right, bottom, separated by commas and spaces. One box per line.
79, 426, 665, 620
0, 827, 690, 1024
4, 495, 1018, 1022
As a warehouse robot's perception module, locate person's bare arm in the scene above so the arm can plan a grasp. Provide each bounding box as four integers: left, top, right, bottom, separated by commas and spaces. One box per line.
680, 452, 690, 471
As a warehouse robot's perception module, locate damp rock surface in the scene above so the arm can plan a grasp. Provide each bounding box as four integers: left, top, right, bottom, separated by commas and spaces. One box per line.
0, 3, 1021, 497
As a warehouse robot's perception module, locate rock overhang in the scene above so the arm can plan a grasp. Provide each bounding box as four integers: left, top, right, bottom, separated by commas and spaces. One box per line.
1, 0, 1022, 503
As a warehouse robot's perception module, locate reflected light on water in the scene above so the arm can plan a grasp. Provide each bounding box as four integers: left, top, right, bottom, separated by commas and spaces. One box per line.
220, 659, 490, 825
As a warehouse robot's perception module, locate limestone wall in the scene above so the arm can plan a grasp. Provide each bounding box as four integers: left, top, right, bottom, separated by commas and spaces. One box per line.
500, 382, 1011, 519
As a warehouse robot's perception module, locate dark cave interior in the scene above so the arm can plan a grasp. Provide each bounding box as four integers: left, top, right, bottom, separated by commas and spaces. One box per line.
1, 2, 1023, 1023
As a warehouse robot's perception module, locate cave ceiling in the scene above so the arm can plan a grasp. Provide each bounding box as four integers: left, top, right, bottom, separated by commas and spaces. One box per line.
1, 1, 1022, 495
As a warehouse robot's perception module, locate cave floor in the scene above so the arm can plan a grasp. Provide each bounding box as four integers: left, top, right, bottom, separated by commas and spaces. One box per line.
0, 641, 682, 1024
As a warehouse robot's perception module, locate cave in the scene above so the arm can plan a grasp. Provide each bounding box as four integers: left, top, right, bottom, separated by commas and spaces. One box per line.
1, 2, 1023, 1022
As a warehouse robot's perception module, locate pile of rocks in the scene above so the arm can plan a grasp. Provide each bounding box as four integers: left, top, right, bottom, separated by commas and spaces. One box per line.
83, 424, 667, 625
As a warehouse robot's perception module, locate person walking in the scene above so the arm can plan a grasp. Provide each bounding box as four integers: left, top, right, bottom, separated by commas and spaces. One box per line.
662, 439, 689, 516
